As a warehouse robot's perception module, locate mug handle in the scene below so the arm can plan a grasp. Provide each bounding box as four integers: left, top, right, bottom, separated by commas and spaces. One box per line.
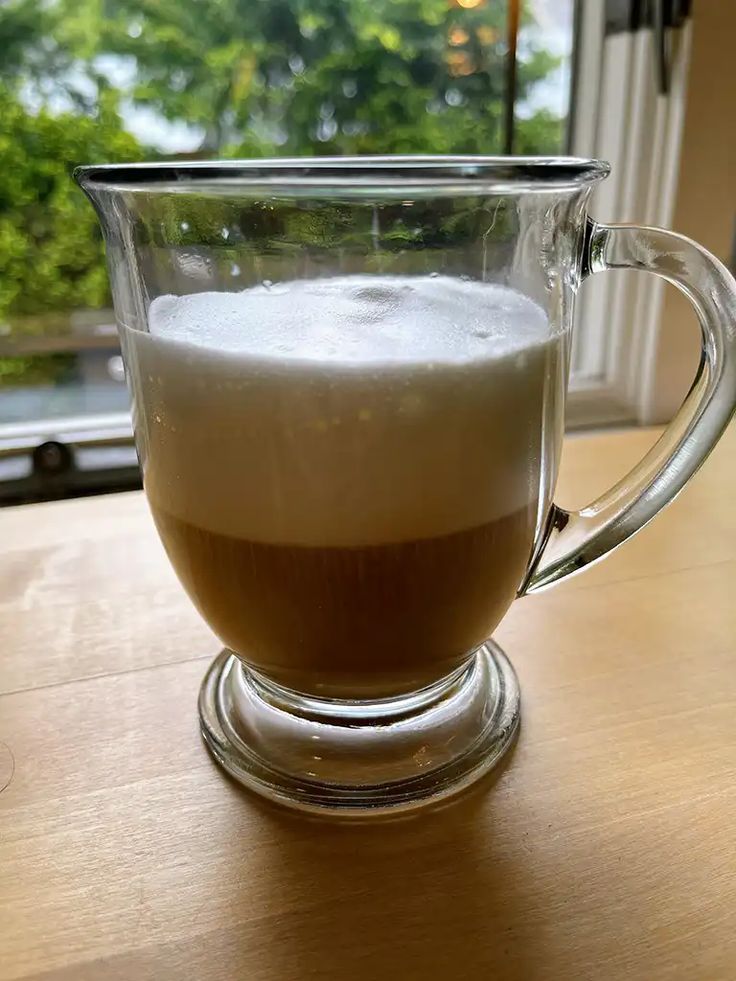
521, 218, 736, 594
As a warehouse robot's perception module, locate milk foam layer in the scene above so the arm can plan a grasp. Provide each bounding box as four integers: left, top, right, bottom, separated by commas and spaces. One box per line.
122, 276, 563, 546
148, 275, 548, 364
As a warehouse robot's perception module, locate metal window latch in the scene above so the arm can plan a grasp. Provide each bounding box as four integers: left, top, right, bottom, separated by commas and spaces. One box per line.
653, 0, 691, 94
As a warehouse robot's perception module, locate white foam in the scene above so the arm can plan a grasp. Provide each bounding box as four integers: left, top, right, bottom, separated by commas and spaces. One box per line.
122, 276, 564, 546
147, 275, 548, 365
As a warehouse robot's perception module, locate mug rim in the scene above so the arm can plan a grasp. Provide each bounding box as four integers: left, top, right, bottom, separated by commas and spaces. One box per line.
75, 155, 610, 194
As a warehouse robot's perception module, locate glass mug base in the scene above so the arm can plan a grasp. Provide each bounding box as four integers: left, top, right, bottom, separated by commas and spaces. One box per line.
198, 642, 520, 815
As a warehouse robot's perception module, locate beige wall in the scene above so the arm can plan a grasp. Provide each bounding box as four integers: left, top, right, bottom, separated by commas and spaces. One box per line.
647, 1, 736, 422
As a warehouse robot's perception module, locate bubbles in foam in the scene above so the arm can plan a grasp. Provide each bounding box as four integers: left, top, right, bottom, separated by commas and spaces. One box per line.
147, 275, 549, 366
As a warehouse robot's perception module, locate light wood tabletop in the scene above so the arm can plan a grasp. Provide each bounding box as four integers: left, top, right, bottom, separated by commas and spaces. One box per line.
1, 426, 735, 981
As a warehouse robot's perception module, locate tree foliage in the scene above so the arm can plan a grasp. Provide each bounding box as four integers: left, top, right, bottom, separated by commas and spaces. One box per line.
0, 87, 143, 322
0, 0, 566, 331
99, 0, 561, 155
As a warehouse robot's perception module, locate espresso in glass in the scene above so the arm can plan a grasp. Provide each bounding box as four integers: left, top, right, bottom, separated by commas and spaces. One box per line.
122, 274, 563, 697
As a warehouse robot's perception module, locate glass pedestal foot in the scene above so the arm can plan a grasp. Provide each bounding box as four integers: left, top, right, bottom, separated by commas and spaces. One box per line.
198, 641, 520, 816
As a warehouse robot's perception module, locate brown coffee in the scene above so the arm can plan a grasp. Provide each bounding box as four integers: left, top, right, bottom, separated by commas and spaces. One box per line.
122, 275, 563, 698
151, 501, 537, 697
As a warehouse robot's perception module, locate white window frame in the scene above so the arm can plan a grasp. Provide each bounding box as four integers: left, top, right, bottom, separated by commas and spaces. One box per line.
566, 0, 693, 429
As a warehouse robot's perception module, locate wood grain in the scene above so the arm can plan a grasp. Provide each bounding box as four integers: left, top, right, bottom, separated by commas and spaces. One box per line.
1, 426, 735, 981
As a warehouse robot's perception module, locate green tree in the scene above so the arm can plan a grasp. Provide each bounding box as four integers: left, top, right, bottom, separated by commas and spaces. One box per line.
95, 0, 561, 156
0, 0, 68, 84
0, 0, 146, 331
0, 85, 143, 327
0, 0, 566, 333
1, 0, 104, 112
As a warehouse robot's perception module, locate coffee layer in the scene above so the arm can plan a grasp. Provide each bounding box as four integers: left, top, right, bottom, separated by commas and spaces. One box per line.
151, 503, 536, 696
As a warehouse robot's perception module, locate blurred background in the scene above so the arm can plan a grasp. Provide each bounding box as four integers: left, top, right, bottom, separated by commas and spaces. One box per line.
0, 0, 733, 503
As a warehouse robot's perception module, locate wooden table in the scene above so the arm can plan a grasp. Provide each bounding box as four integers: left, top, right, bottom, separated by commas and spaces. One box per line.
1, 426, 735, 981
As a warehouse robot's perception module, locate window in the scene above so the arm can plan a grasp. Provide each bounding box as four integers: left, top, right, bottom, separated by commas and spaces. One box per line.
567, 0, 694, 428
0, 0, 575, 500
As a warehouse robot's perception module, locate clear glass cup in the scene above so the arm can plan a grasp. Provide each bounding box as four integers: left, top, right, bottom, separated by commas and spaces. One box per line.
76, 157, 736, 814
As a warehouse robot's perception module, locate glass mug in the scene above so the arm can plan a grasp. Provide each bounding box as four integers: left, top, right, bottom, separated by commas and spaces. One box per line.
76, 158, 736, 814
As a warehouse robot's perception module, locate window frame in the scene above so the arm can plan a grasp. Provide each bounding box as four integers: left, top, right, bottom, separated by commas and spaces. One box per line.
566, 0, 693, 428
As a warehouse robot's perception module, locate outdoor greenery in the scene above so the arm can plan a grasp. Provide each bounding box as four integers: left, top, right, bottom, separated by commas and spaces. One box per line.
0, 88, 143, 322
0, 0, 566, 337
100, 0, 561, 155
